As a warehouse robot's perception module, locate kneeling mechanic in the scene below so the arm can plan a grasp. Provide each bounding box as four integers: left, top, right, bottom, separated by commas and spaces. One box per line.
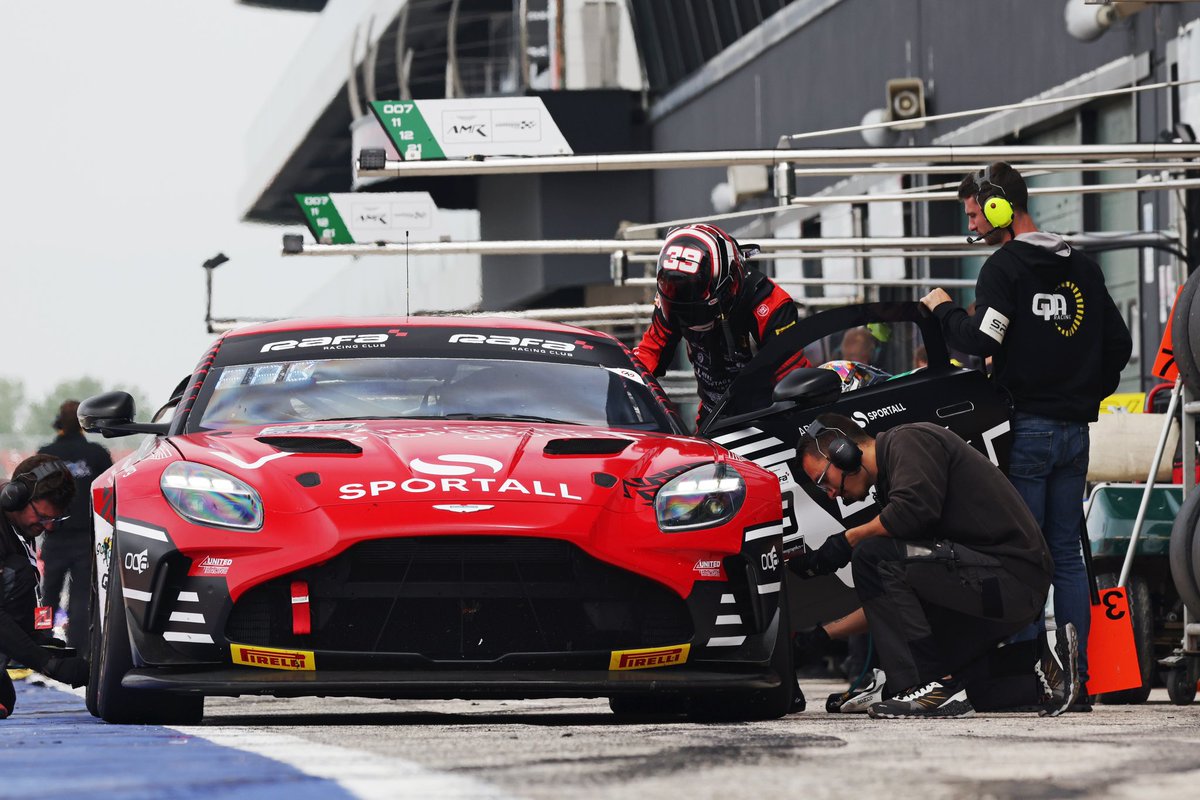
791, 414, 1077, 719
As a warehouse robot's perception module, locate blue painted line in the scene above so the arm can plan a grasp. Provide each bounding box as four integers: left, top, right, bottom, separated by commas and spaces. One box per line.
0, 680, 357, 800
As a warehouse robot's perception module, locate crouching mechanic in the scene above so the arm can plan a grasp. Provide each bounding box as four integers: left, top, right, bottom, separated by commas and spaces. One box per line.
1, 455, 89, 717
634, 223, 810, 426
792, 414, 1078, 719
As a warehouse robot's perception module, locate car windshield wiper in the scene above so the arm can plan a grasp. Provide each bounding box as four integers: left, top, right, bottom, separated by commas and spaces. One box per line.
441, 413, 581, 425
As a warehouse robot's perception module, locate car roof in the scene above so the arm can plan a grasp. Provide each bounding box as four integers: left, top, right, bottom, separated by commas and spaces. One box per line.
223, 316, 615, 341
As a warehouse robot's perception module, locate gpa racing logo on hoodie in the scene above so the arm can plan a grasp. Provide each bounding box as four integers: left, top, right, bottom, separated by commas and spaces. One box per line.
1032, 281, 1084, 337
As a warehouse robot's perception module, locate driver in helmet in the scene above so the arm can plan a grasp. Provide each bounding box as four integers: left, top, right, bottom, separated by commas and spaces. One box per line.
634, 223, 810, 424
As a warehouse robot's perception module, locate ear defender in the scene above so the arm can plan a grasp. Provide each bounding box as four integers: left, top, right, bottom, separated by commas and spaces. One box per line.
982, 194, 1014, 229
806, 420, 864, 474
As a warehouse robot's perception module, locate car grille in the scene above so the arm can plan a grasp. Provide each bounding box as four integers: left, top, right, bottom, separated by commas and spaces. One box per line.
225, 536, 693, 660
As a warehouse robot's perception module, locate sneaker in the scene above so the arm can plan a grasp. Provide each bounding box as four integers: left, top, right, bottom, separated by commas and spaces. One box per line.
1035, 623, 1079, 717
867, 679, 974, 719
827, 668, 888, 713
790, 679, 807, 714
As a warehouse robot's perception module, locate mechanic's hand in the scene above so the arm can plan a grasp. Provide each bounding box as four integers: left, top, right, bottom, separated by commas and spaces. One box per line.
920, 288, 952, 312
788, 533, 853, 577
44, 656, 89, 688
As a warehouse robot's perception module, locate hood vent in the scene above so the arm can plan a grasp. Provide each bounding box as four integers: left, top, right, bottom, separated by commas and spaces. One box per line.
256, 436, 362, 455
543, 438, 633, 456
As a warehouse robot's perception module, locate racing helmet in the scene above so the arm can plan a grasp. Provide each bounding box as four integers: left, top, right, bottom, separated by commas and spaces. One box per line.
817, 360, 892, 393
655, 224, 752, 329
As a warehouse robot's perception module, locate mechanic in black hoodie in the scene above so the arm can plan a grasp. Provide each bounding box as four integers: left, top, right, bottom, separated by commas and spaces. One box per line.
38, 400, 113, 650
1, 454, 89, 718
920, 162, 1133, 703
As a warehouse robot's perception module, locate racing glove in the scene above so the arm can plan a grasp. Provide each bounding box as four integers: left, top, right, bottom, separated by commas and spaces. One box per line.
44, 656, 89, 688
788, 532, 853, 578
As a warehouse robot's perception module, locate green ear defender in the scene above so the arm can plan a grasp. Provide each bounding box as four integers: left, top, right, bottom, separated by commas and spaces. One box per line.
976, 168, 1014, 230
982, 194, 1014, 228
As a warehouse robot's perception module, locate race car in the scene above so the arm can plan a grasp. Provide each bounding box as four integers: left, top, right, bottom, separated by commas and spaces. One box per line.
82, 317, 793, 724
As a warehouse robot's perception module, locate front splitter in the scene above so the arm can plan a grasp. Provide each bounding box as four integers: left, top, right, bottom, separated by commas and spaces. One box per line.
122, 668, 781, 699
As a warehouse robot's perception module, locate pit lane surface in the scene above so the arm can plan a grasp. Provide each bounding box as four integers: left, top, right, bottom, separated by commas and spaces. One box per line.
5, 678, 1200, 799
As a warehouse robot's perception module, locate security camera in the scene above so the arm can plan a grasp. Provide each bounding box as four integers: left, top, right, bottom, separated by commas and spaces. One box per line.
1064, 0, 1116, 42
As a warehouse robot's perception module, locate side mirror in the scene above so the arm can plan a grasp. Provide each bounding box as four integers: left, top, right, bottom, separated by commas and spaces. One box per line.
79, 391, 169, 438
772, 368, 842, 406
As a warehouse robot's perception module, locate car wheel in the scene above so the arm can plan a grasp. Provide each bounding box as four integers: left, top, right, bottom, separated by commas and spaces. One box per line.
608, 694, 688, 717
95, 545, 203, 725
85, 546, 101, 717
688, 599, 795, 721
1174, 268, 1200, 396
1095, 573, 1153, 705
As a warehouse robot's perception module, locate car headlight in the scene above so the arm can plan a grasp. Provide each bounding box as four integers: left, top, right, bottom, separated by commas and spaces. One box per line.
655, 463, 746, 532
161, 462, 263, 531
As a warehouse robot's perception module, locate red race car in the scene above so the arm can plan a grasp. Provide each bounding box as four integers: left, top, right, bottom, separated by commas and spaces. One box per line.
82, 317, 792, 723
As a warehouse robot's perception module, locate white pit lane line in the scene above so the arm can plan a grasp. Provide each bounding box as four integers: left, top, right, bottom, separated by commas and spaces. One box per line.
46, 682, 519, 800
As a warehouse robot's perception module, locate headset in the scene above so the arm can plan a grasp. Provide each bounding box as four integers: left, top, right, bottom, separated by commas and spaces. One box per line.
0, 461, 64, 512
806, 419, 863, 474
975, 166, 1015, 231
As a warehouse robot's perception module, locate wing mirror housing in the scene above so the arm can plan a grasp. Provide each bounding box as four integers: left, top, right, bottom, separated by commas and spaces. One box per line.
79, 391, 169, 438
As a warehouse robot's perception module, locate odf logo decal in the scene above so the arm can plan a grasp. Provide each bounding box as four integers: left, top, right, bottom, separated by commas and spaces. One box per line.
1031, 281, 1084, 337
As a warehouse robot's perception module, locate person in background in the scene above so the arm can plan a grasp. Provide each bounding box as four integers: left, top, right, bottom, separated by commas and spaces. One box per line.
38, 400, 112, 651
839, 326, 877, 365
920, 162, 1133, 707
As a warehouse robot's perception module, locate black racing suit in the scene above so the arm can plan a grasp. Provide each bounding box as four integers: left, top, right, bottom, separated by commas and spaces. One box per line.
38, 433, 112, 650
634, 269, 811, 421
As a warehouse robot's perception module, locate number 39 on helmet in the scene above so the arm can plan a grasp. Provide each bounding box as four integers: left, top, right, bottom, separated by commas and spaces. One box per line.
655, 224, 757, 329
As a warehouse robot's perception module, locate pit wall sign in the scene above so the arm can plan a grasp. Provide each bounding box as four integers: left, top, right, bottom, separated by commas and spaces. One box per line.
294, 192, 439, 245
370, 98, 572, 161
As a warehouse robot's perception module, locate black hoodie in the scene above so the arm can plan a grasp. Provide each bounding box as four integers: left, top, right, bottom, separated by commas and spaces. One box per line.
933, 237, 1132, 422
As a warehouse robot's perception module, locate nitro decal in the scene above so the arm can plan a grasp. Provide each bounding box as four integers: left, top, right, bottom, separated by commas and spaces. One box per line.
622, 464, 701, 505
340, 453, 581, 500
447, 333, 590, 357
850, 403, 908, 428
609, 643, 690, 671
189, 556, 233, 577
1032, 281, 1085, 337
693, 558, 725, 579
231, 643, 315, 671
259, 330, 405, 353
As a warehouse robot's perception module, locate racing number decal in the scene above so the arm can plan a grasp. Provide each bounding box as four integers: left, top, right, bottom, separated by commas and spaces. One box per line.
1100, 589, 1126, 621
660, 245, 703, 274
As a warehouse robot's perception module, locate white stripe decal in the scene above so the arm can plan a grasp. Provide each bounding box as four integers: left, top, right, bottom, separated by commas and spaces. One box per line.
715, 615, 743, 625
745, 523, 783, 542
730, 438, 783, 455
122, 588, 152, 601
210, 450, 292, 470
720, 593, 735, 604
783, 532, 804, 544
168, 612, 206, 624
116, 521, 168, 542
707, 636, 747, 647
177, 592, 200, 602
162, 632, 215, 643
755, 449, 797, 468
757, 582, 782, 594
713, 428, 762, 445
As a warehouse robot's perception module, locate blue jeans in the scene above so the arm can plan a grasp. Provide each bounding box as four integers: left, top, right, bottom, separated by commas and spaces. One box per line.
1007, 413, 1091, 685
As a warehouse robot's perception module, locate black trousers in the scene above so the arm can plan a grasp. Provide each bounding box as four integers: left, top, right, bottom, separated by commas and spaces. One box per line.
40, 535, 91, 650
851, 537, 1047, 693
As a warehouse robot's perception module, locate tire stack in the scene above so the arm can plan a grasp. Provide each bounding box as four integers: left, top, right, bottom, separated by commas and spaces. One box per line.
1166, 268, 1200, 704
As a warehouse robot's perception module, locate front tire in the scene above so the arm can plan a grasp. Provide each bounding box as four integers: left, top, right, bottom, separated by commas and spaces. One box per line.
94, 544, 203, 724
688, 600, 795, 721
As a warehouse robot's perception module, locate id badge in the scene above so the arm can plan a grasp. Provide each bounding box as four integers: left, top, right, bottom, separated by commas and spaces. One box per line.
34, 606, 53, 630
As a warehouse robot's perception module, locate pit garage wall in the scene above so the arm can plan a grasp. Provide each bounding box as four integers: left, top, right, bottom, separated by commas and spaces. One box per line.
643, 0, 1200, 391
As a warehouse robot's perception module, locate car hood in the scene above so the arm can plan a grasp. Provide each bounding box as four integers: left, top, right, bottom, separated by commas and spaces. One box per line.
168, 420, 726, 509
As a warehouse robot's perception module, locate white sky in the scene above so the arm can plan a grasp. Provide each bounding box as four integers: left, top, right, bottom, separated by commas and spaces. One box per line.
0, 2, 329, 406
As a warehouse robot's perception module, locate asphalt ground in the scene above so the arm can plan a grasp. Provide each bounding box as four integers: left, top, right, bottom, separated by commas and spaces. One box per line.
3, 677, 1200, 799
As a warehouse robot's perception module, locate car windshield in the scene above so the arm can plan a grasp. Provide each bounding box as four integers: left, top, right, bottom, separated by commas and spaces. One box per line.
189, 357, 674, 433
